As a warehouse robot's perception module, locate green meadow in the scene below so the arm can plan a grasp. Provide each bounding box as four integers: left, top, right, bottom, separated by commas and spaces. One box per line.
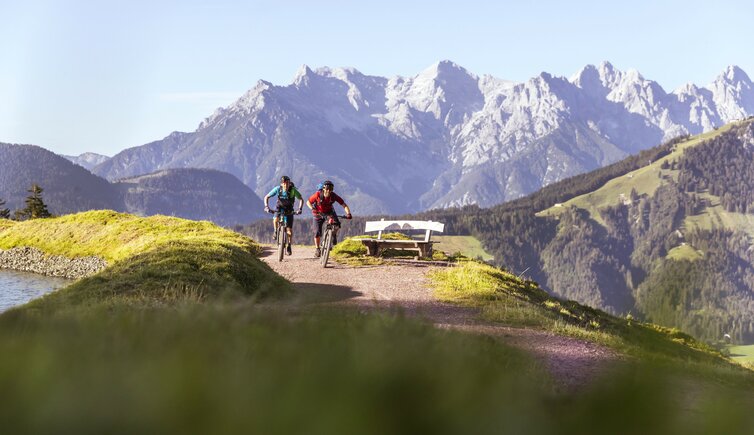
1, 211, 754, 433
729, 344, 754, 365
433, 235, 494, 261
537, 123, 739, 226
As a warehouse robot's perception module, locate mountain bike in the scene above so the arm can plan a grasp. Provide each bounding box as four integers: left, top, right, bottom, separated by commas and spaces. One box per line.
269, 209, 298, 262
319, 214, 351, 268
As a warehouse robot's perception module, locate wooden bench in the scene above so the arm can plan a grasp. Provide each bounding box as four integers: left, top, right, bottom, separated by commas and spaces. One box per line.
358, 219, 445, 258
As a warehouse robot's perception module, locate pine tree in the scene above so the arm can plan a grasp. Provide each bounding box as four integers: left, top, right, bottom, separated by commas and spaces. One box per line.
15, 184, 51, 220
0, 198, 9, 219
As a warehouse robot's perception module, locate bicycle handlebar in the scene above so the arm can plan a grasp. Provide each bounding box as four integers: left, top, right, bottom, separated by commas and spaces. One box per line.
267, 209, 302, 215
313, 213, 352, 219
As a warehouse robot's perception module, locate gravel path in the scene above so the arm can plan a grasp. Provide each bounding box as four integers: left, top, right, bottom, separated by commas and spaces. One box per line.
260, 245, 622, 391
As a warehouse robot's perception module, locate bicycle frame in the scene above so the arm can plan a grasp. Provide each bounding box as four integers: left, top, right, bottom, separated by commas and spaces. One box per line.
320, 214, 349, 268
270, 210, 294, 262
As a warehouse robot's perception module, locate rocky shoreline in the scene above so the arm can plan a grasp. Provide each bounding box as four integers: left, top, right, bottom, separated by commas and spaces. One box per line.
0, 247, 107, 280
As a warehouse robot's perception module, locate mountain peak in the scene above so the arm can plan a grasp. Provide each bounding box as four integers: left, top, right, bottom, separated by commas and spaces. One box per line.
674, 82, 700, 94
255, 79, 273, 89
718, 65, 751, 84
571, 61, 622, 96
417, 60, 476, 81
624, 68, 644, 81
570, 64, 599, 85
316, 66, 362, 79
598, 60, 615, 70
293, 64, 317, 86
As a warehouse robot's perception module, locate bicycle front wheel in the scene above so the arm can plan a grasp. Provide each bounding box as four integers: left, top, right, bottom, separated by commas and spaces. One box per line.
320, 229, 331, 267
277, 226, 286, 262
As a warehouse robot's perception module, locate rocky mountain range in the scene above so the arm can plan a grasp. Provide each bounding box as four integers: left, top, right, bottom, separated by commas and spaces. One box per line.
89, 61, 753, 215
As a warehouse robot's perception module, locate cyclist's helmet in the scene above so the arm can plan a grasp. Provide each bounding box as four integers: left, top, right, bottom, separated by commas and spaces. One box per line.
322, 180, 334, 190
280, 175, 291, 183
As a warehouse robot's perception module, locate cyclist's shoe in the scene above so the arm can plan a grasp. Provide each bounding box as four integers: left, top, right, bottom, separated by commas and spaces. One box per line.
286, 244, 292, 255
314, 247, 321, 257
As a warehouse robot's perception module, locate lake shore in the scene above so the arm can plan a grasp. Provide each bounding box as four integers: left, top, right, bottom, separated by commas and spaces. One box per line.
0, 247, 107, 279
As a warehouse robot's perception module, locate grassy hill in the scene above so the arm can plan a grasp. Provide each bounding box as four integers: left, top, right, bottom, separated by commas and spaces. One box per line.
1, 211, 754, 431
0, 210, 290, 310
538, 121, 754, 237
538, 123, 738, 222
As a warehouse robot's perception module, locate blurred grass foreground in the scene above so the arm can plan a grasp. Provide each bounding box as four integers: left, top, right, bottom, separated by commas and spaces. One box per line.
0, 211, 753, 434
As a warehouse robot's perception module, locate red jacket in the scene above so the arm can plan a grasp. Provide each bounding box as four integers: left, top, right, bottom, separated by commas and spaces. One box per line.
309, 191, 345, 214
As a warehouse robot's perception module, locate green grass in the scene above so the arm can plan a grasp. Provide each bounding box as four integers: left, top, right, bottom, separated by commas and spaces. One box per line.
2, 305, 754, 434
330, 237, 385, 266
729, 344, 754, 365
1, 214, 754, 431
666, 243, 703, 261
0, 210, 256, 263
433, 235, 494, 261
331, 233, 438, 265
682, 193, 754, 237
0, 210, 290, 310
0, 306, 551, 434
331, 234, 478, 266
429, 261, 747, 367
0, 219, 14, 231
428, 261, 754, 429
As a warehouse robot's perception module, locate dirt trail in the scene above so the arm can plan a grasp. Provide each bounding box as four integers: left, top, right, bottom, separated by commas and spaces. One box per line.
260, 245, 621, 390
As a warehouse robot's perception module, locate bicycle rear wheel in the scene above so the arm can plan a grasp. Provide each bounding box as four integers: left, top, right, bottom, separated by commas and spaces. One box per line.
277, 226, 286, 262
320, 229, 331, 267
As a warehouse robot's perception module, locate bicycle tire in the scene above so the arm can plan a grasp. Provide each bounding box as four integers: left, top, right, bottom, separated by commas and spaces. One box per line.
320, 228, 331, 267
277, 225, 285, 262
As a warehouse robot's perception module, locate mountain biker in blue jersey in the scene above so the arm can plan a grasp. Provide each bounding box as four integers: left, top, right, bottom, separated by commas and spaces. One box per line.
263, 175, 304, 255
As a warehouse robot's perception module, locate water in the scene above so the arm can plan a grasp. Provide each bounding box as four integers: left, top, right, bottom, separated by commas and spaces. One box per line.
0, 269, 71, 312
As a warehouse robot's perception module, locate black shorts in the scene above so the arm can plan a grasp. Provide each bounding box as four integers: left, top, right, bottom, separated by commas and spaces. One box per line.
275, 206, 295, 228
313, 212, 340, 237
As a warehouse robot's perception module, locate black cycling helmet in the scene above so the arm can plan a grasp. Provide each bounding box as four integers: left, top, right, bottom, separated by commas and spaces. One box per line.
322, 180, 334, 190
280, 175, 291, 183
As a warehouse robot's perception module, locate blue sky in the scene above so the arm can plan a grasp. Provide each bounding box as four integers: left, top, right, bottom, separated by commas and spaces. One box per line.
1, 0, 752, 156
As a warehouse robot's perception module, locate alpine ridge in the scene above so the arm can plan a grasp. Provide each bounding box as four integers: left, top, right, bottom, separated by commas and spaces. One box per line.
92, 61, 754, 214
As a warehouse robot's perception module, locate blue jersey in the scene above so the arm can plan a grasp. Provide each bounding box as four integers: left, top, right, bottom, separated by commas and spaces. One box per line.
267, 185, 302, 204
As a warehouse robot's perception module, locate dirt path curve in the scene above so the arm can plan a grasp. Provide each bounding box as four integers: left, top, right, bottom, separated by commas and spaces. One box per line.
260, 246, 621, 390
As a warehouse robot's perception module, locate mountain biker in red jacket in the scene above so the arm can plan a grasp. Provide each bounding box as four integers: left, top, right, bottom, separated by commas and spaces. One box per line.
307, 180, 352, 257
